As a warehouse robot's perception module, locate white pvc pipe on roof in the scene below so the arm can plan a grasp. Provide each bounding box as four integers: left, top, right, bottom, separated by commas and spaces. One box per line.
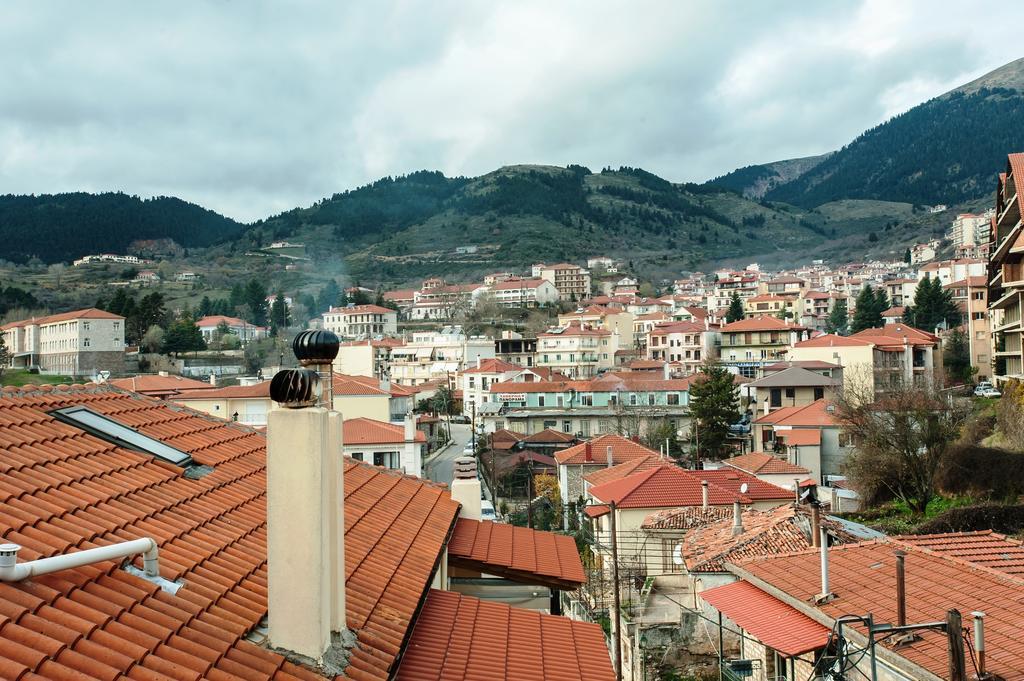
0, 538, 159, 582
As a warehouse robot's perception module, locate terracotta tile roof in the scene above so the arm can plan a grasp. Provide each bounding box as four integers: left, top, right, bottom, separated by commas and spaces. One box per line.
894, 531, 1024, 576
2, 308, 125, 330
342, 374, 417, 397
447, 518, 585, 588
195, 314, 257, 328
326, 304, 395, 315
587, 466, 768, 509
396, 590, 613, 681
0, 383, 464, 680
489, 428, 524, 450
343, 417, 426, 444
684, 504, 863, 573
721, 452, 810, 476
583, 455, 669, 486
754, 399, 838, 427
555, 434, 658, 465
173, 382, 271, 400
522, 428, 577, 444
792, 333, 873, 348
108, 374, 218, 396
720, 316, 804, 333
777, 430, 821, 446
742, 541, 1024, 681
700, 580, 829, 657
648, 321, 706, 335
691, 469, 795, 502
641, 506, 732, 530
489, 277, 549, 291
462, 358, 521, 374
331, 374, 389, 396
849, 323, 939, 348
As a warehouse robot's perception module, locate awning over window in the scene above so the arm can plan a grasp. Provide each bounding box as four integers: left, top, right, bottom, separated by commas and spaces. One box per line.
701, 580, 829, 657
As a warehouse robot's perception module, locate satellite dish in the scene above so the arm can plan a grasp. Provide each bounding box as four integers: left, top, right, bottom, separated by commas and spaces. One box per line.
672, 543, 684, 566
739, 482, 749, 494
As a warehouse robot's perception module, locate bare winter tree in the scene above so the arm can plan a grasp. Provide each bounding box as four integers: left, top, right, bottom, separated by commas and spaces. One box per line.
837, 371, 970, 514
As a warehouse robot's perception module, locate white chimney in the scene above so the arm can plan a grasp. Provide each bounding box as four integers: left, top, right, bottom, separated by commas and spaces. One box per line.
209, 373, 218, 386
266, 404, 345, 661
816, 527, 833, 603
451, 456, 482, 520
731, 501, 743, 535
663, 362, 671, 380
404, 412, 417, 443
606, 445, 614, 469
701, 480, 709, 510
158, 370, 169, 377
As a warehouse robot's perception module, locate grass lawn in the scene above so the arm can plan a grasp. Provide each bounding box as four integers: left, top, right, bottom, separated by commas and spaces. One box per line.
0, 369, 75, 387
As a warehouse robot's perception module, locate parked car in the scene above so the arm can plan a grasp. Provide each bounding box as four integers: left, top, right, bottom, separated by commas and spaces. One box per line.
974, 382, 994, 397
981, 388, 1002, 398
480, 499, 497, 521
450, 415, 471, 424
728, 412, 752, 435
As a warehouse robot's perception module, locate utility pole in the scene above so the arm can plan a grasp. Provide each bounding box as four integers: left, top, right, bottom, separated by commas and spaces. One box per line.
471, 401, 477, 454
526, 458, 534, 529
947, 609, 966, 681
609, 500, 622, 681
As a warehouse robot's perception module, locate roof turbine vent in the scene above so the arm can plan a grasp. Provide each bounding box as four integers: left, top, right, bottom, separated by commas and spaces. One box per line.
292, 329, 340, 366
270, 369, 322, 408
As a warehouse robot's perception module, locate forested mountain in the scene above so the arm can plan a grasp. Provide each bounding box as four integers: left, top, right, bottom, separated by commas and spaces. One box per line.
0, 192, 245, 264
709, 58, 1024, 208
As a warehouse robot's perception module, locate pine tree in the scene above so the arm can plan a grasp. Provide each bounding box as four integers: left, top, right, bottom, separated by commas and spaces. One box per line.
725, 292, 744, 323
269, 293, 290, 336
872, 287, 890, 319
317, 279, 341, 314
943, 328, 974, 384
689, 361, 741, 463
850, 285, 883, 333
162, 316, 206, 355
243, 279, 269, 326
903, 248, 912, 264
826, 299, 848, 335
906, 277, 962, 332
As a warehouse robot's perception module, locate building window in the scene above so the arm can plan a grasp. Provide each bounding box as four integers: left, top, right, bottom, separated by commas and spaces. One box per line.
563, 420, 572, 433
351, 452, 364, 461
667, 393, 679, 405
581, 394, 593, 406
538, 395, 546, 407
972, 312, 985, 320
814, 387, 825, 401
648, 394, 656, 406
83, 338, 91, 348
630, 394, 638, 406
784, 388, 795, 399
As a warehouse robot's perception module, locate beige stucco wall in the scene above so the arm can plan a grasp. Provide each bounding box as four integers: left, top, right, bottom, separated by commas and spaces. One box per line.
333, 394, 389, 421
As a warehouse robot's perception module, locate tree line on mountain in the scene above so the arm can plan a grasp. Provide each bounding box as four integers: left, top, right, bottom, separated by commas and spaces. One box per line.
0, 284, 40, 318
765, 88, 1024, 207
0, 193, 244, 264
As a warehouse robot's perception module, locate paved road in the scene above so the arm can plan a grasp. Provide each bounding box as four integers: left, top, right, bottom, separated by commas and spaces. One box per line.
425, 423, 473, 485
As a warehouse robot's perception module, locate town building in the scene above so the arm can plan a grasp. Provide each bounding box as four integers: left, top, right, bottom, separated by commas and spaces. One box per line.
718, 316, 809, 377
646, 320, 719, 375
487, 277, 559, 307
195, 314, 268, 343
1, 307, 125, 376
333, 337, 405, 378
460, 357, 522, 418
534, 262, 592, 301
743, 366, 840, 415
494, 331, 537, 368
946, 276, 991, 381
752, 399, 851, 484
109, 372, 218, 398
536, 321, 619, 378
990, 153, 1024, 384
388, 327, 495, 386
321, 304, 398, 338
342, 415, 425, 474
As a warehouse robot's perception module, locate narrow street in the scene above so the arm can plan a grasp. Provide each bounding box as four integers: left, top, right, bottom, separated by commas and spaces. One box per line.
424, 422, 472, 486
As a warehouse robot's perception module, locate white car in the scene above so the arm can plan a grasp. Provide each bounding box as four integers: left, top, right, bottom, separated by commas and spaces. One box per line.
974, 382, 994, 396
981, 388, 1002, 398
480, 499, 497, 521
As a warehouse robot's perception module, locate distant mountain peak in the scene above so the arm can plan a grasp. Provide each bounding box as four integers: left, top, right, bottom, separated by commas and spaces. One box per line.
949, 56, 1024, 96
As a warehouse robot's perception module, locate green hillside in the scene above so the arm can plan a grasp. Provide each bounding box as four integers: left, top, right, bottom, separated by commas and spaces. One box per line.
0, 192, 246, 264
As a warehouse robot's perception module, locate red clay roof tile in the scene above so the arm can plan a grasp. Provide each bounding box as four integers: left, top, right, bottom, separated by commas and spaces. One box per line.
447, 519, 585, 588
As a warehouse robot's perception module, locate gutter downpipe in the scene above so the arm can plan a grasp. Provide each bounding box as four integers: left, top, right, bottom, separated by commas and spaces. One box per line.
0, 538, 159, 581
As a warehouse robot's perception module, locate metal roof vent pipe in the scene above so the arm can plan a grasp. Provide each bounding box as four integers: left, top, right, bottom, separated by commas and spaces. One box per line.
451, 456, 482, 521
292, 330, 340, 409
702, 480, 709, 510
815, 527, 835, 604
0, 538, 176, 592
731, 501, 743, 536
810, 503, 821, 548
973, 611, 989, 678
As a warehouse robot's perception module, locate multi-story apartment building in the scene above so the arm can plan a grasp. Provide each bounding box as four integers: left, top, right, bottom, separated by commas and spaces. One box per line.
797, 290, 847, 330
646, 321, 719, 375
388, 326, 495, 386
495, 332, 537, 368
410, 281, 484, 320
486, 372, 694, 438
881, 278, 919, 307
460, 358, 522, 417
333, 338, 405, 378
743, 294, 797, 319
534, 263, 592, 301
535, 321, 619, 378
951, 210, 995, 259
990, 153, 1024, 384
486, 278, 559, 308
558, 305, 635, 343
719, 316, 809, 377
321, 304, 398, 338
946, 276, 991, 381
762, 276, 805, 294
1, 308, 125, 376
917, 258, 987, 287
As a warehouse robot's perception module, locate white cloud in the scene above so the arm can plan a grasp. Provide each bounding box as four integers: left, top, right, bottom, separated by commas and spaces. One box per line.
0, 0, 1019, 221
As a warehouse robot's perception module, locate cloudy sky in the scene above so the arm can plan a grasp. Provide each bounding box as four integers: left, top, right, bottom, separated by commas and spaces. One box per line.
1, 1, 1020, 222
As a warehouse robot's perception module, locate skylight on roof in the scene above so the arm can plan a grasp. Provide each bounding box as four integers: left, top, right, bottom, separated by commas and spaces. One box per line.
52, 405, 193, 466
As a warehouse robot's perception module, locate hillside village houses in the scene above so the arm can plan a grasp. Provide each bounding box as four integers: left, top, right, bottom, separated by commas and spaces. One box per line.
321, 303, 398, 338
195, 314, 269, 343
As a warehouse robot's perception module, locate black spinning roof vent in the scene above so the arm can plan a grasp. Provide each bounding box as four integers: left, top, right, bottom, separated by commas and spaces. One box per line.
292, 329, 340, 365
270, 368, 321, 408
